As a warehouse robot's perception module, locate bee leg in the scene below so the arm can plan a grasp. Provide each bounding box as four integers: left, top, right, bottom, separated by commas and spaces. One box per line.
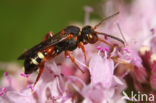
65, 50, 85, 73
78, 42, 88, 67
33, 64, 44, 87
33, 46, 55, 87
42, 32, 54, 42
98, 38, 113, 47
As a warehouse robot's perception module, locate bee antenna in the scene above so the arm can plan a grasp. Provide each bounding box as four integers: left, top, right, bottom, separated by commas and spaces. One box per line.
94, 11, 120, 29
96, 32, 124, 44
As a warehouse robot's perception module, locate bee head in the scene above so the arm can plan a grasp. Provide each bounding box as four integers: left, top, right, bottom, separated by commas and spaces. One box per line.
81, 25, 98, 44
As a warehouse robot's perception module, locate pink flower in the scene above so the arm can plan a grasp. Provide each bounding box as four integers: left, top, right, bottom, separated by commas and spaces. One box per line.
0, 89, 36, 103
2, 0, 156, 103
76, 53, 126, 103
0, 61, 68, 103
0, 88, 6, 96
97, 0, 156, 99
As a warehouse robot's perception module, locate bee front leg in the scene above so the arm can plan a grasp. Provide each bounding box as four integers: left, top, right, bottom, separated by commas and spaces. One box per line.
78, 42, 88, 67
65, 50, 85, 73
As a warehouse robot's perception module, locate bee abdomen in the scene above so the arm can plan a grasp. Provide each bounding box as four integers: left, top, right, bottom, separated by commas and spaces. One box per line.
31, 52, 46, 65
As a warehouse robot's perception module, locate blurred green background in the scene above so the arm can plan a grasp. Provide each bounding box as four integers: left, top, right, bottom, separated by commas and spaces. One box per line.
0, 0, 100, 62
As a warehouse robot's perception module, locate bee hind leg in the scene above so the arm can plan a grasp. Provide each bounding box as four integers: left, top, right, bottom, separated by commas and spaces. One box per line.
33, 64, 44, 88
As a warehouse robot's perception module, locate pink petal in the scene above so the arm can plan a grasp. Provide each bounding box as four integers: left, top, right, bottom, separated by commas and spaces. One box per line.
133, 66, 148, 83
0, 90, 36, 103
81, 85, 105, 103
89, 54, 114, 88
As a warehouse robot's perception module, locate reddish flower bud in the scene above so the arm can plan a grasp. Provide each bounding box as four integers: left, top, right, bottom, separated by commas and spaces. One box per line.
133, 66, 148, 83
139, 46, 152, 71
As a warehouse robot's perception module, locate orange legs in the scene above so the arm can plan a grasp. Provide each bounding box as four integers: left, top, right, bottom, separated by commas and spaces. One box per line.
33, 64, 44, 87
78, 42, 88, 67
65, 50, 85, 73
33, 46, 55, 87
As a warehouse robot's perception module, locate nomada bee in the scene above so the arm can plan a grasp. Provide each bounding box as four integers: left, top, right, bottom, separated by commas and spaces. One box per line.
18, 12, 124, 86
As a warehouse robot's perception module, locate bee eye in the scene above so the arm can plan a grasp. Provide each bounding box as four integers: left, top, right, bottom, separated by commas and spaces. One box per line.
88, 34, 93, 39
87, 34, 94, 41
87, 33, 98, 44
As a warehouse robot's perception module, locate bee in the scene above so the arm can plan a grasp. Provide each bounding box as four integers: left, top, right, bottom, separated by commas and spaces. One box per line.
18, 12, 124, 86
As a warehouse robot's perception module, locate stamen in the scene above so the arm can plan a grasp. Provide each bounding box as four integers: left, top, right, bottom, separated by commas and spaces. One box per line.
3, 72, 8, 77
20, 72, 30, 78
110, 47, 117, 57
84, 6, 93, 25
27, 85, 34, 91
96, 46, 102, 51
0, 88, 6, 96
121, 70, 130, 79
104, 50, 107, 58
124, 48, 130, 53
96, 46, 103, 55
66, 55, 70, 58
114, 62, 120, 69
51, 96, 57, 103
96, 50, 100, 56
104, 47, 109, 52
150, 28, 155, 35
101, 49, 105, 53
56, 77, 64, 95
117, 23, 127, 45
3, 72, 12, 87
75, 58, 89, 69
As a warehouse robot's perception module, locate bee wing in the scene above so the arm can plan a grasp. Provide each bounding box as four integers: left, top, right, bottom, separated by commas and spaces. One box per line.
18, 33, 68, 60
